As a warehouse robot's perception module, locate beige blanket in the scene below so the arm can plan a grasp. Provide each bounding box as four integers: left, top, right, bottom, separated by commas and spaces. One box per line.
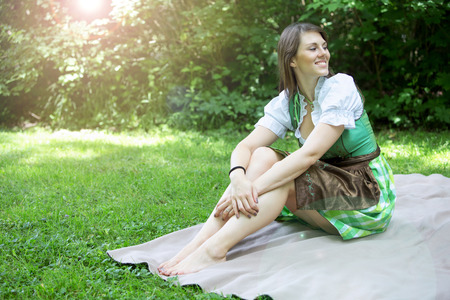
107, 174, 450, 299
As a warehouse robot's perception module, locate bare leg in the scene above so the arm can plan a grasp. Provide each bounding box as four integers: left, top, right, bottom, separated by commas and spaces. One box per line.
293, 211, 339, 235
158, 147, 283, 272
163, 181, 339, 275
163, 180, 293, 275
158, 212, 227, 272
285, 191, 339, 235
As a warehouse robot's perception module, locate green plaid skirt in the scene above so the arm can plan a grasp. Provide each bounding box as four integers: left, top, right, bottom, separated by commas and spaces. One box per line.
318, 155, 396, 240
278, 153, 396, 240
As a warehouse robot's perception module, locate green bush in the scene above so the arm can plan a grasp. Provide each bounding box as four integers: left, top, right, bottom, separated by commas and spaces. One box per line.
300, 0, 449, 129
0, 0, 448, 130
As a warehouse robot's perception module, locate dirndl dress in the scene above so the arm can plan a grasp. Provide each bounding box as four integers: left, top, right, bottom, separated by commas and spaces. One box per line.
280, 108, 396, 240
317, 154, 396, 240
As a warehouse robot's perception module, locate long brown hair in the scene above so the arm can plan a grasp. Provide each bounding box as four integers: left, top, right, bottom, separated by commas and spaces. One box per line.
277, 23, 330, 99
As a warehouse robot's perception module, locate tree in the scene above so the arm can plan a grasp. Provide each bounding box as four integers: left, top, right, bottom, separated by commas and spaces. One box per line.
1, 0, 448, 130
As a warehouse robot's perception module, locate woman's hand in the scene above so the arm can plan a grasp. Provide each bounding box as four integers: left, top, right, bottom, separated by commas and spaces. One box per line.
218, 204, 236, 221
213, 127, 278, 220
214, 185, 232, 220
214, 177, 259, 220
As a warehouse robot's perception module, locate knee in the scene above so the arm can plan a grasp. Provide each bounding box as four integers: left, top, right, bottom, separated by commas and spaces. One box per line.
250, 147, 281, 170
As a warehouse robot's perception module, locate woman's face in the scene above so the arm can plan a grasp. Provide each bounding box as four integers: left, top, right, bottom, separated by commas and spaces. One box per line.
290, 31, 330, 79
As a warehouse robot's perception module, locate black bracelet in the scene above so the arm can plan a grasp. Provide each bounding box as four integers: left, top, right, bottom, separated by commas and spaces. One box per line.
229, 166, 246, 176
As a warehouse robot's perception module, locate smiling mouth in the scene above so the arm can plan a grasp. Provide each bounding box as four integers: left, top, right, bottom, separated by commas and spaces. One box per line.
315, 61, 327, 65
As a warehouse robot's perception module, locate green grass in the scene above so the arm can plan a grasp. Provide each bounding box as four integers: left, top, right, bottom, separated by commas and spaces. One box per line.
0, 127, 448, 299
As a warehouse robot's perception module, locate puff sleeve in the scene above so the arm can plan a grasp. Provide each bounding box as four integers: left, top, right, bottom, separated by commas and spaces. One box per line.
317, 74, 364, 129
254, 90, 293, 138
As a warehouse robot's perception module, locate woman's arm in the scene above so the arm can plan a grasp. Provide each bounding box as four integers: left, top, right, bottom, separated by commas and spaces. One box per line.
216, 126, 279, 219
229, 126, 279, 171
253, 122, 344, 195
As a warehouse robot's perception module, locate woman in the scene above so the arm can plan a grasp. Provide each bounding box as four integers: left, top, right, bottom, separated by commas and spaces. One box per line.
158, 22, 396, 276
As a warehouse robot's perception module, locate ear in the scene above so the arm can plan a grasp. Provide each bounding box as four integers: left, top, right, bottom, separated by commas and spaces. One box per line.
290, 60, 297, 68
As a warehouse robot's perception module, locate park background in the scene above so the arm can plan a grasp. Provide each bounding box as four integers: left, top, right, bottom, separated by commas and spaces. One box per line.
1, 0, 449, 299
1, 0, 449, 131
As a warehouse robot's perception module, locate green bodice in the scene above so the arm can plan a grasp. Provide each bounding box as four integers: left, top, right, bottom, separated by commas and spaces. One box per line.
321, 111, 377, 159
288, 97, 377, 159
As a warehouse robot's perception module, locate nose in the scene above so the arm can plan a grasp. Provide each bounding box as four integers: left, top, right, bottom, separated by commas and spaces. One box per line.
318, 47, 327, 56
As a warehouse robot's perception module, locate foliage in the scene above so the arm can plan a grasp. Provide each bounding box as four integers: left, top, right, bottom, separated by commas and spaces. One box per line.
1, 0, 168, 130
0, 128, 448, 298
0, 0, 449, 130
300, 0, 450, 129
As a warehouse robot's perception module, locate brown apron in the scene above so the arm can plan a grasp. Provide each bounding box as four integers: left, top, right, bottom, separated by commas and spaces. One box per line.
295, 146, 381, 210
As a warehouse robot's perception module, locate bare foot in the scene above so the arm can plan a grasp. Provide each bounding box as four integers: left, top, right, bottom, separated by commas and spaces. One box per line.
158, 240, 203, 273
162, 244, 226, 276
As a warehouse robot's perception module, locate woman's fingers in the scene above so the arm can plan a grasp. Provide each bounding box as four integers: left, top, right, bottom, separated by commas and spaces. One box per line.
233, 196, 258, 218
232, 198, 240, 218
219, 200, 257, 220
214, 193, 259, 220
215, 196, 228, 209
215, 184, 232, 209
226, 209, 235, 221
241, 197, 258, 217
237, 199, 249, 218
240, 190, 259, 216
215, 198, 234, 218
222, 205, 234, 221
233, 196, 254, 218
214, 201, 228, 217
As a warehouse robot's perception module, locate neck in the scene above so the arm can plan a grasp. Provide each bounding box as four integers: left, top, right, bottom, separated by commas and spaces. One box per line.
296, 76, 319, 100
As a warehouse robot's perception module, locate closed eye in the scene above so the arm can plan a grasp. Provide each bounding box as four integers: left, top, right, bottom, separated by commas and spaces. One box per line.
309, 47, 328, 51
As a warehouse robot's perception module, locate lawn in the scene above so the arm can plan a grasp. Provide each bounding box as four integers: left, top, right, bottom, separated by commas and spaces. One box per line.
0, 127, 448, 298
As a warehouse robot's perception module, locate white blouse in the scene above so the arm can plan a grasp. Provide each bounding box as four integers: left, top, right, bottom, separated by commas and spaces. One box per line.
255, 73, 364, 145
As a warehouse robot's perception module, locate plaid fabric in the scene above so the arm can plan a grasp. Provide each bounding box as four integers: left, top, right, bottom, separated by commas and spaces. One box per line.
317, 154, 396, 240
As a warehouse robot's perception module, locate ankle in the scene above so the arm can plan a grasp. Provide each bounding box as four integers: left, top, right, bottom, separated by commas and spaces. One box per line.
208, 243, 228, 260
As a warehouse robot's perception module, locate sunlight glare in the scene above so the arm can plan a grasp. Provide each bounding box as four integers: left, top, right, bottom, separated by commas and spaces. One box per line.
77, 0, 104, 15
